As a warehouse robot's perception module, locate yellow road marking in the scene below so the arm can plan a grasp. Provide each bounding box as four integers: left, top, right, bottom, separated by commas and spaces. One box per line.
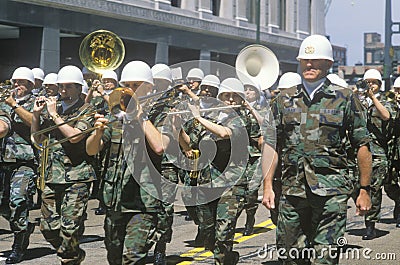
176, 219, 276, 265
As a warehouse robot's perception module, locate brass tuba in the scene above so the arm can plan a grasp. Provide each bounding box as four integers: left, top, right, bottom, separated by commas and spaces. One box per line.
79, 29, 125, 74
235, 44, 280, 91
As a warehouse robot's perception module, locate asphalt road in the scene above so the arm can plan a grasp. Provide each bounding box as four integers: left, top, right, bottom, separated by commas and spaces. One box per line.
0, 191, 399, 265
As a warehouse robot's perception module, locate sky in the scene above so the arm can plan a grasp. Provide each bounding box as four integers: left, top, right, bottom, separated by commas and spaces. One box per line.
326, 0, 400, 66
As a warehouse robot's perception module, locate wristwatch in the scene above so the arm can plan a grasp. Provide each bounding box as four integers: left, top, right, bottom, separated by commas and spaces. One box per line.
360, 185, 371, 192
51, 113, 61, 121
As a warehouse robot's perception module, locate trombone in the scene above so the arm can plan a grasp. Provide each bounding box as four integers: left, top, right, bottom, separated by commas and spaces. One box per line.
166, 104, 242, 115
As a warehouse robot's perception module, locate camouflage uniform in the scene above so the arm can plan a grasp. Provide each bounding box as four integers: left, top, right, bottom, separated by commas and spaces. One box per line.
39, 99, 96, 264
100, 114, 166, 264
147, 90, 181, 257
240, 104, 264, 234
263, 80, 371, 264
0, 95, 37, 255
362, 94, 395, 223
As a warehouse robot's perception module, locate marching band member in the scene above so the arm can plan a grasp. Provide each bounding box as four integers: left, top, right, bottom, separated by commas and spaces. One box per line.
32, 65, 96, 265
31, 67, 45, 96
359, 69, 395, 240
86, 61, 175, 264
43, 73, 59, 98
0, 67, 37, 264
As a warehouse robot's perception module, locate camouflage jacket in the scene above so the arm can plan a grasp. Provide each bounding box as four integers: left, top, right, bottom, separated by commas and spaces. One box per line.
182, 104, 248, 189
0, 94, 37, 163
100, 117, 162, 213
263, 80, 371, 197
366, 94, 396, 158
40, 99, 96, 184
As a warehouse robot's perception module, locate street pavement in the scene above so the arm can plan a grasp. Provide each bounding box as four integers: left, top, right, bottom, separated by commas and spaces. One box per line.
0, 191, 399, 264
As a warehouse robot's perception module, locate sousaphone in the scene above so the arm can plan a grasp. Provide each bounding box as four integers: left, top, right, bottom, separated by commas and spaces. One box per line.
235, 44, 280, 91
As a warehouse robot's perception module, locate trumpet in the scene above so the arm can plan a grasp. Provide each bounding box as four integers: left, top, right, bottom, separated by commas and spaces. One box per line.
0, 86, 15, 101
385, 90, 400, 102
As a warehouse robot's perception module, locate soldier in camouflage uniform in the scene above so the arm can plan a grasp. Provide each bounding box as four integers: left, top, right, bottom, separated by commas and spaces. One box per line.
0, 67, 37, 264
147, 63, 180, 264
262, 35, 372, 265
240, 81, 265, 236
32, 65, 96, 265
357, 69, 395, 240
183, 77, 249, 264
86, 61, 175, 265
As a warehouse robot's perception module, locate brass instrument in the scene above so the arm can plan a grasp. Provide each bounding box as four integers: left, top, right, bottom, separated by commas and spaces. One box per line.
235, 44, 280, 91
385, 90, 400, 103
37, 138, 49, 191
189, 149, 200, 179
79, 30, 125, 74
0, 86, 14, 101
31, 87, 134, 152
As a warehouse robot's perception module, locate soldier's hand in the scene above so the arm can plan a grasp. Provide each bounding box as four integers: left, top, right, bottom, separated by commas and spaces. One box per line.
94, 113, 108, 133
262, 188, 275, 210
355, 189, 371, 216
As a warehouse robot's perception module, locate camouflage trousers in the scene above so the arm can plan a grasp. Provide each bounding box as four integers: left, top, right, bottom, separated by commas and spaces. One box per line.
180, 169, 200, 225
214, 186, 245, 265
104, 209, 158, 265
157, 166, 179, 243
40, 182, 89, 264
277, 191, 349, 265
0, 163, 36, 234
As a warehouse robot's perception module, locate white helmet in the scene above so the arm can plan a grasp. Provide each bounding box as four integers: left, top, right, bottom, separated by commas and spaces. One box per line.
57, 65, 84, 85
186, 68, 204, 81
43, 73, 58, 85
394, 76, 400, 88
11, 67, 35, 84
32, 67, 45, 81
217, 78, 245, 99
363, 69, 382, 82
277, 72, 302, 89
327, 73, 348, 88
152, 64, 172, 83
242, 80, 261, 97
200, 74, 220, 89
296, 34, 333, 62
120, 61, 154, 85
101, 70, 118, 83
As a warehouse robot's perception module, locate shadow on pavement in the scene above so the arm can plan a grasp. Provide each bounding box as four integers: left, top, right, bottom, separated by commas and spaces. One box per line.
1, 247, 56, 261
80, 235, 104, 244
346, 228, 389, 239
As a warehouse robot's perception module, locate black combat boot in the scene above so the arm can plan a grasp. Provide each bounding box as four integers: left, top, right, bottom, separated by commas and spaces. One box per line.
243, 214, 255, 236
362, 221, 377, 240
154, 241, 166, 265
94, 207, 106, 215
6, 234, 26, 263
224, 251, 239, 265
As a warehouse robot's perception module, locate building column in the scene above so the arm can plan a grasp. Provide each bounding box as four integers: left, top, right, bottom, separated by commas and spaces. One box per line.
235, 0, 248, 27
267, 0, 279, 33
154, 0, 171, 11
260, 0, 267, 27
199, 49, 211, 75
155, 41, 169, 64
310, 0, 325, 35
198, 0, 212, 19
285, 0, 296, 34
296, 0, 310, 38
219, 0, 233, 19
40, 27, 60, 73
181, 0, 196, 11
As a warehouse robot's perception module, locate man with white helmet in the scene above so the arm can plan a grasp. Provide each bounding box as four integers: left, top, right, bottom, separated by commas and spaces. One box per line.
86, 60, 175, 264
31, 67, 45, 96
262, 35, 372, 264
186, 67, 204, 95
0, 66, 37, 264
354, 69, 394, 240
43, 73, 59, 97
32, 65, 96, 265
152, 63, 172, 93
88, 69, 118, 106
184, 77, 249, 264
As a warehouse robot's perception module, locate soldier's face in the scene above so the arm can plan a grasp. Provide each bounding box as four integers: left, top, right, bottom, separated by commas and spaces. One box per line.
12, 79, 33, 98
102, 78, 117, 90
244, 86, 259, 103
219, 92, 244, 106
300, 59, 333, 83
59, 83, 81, 103
365, 79, 381, 94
